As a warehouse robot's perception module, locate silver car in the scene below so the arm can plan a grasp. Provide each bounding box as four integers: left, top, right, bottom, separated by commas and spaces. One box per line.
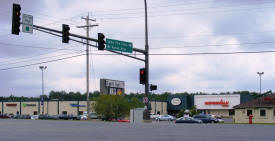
156, 115, 175, 121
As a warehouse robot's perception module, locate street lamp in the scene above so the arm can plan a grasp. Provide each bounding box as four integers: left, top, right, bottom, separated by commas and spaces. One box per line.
257, 72, 264, 94
39, 66, 47, 114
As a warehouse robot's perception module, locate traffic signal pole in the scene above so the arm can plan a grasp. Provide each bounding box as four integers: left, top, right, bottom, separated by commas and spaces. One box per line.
144, 0, 150, 120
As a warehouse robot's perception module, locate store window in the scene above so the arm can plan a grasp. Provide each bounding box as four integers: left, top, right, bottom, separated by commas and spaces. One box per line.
273, 110, 275, 117
33, 111, 38, 115
62, 111, 67, 115
260, 110, 266, 117
247, 110, 253, 116
229, 109, 235, 116
78, 111, 83, 115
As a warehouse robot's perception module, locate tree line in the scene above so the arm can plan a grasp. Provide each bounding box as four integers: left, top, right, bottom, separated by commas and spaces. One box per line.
0, 90, 272, 101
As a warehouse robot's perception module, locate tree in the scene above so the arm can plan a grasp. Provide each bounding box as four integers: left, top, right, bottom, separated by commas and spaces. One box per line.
190, 105, 199, 117
129, 97, 144, 109
176, 108, 186, 118
94, 95, 131, 120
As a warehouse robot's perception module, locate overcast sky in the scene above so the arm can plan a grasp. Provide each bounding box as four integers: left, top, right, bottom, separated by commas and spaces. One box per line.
0, 0, 275, 97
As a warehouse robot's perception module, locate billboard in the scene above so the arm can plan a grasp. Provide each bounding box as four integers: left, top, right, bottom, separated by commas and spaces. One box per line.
194, 95, 240, 110
100, 78, 125, 95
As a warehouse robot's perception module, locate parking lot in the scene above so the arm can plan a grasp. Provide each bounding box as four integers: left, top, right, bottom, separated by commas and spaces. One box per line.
0, 119, 275, 141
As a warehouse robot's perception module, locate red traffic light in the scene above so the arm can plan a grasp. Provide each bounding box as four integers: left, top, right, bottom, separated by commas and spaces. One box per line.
140, 68, 146, 84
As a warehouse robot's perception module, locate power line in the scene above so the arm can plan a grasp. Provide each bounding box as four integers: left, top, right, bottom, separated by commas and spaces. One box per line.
93, 0, 275, 17
0, 50, 85, 67
1, 50, 275, 71
150, 41, 275, 49
88, 50, 275, 55
97, 5, 275, 20
0, 53, 86, 71
0, 42, 83, 51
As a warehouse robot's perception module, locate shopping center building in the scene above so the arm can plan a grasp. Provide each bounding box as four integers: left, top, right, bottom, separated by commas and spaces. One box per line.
194, 95, 241, 117
0, 100, 168, 116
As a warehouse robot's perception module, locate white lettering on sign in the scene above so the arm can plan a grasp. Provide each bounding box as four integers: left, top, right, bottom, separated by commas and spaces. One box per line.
105, 79, 124, 88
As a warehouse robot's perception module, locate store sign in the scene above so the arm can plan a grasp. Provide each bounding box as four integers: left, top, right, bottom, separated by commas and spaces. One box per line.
105, 79, 124, 88
171, 98, 181, 106
6, 104, 17, 106
23, 104, 36, 107
195, 95, 240, 109
205, 99, 229, 107
70, 104, 86, 107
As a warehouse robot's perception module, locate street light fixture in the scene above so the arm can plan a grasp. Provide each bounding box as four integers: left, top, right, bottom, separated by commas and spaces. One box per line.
39, 66, 47, 114
257, 72, 264, 94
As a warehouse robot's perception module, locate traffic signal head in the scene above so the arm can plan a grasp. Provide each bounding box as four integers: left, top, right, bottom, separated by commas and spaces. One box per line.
98, 33, 105, 50
140, 68, 146, 84
12, 3, 21, 35
62, 24, 70, 43
150, 85, 157, 91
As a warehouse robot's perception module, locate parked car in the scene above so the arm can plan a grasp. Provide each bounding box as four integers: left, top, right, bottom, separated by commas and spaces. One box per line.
175, 117, 202, 124
156, 115, 175, 121
31, 115, 39, 120
80, 114, 87, 120
150, 114, 161, 119
38, 114, 50, 120
20, 114, 31, 119
117, 119, 130, 123
80, 112, 98, 120
0, 114, 11, 119
67, 114, 80, 120
48, 115, 59, 120
193, 114, 218, 123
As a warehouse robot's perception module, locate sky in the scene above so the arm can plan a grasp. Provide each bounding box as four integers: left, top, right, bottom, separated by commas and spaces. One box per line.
0, 0, 275, 97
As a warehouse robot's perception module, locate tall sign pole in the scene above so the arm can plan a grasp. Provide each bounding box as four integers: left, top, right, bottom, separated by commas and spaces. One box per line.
144, 0, 150, 119
77, 13, 98, 120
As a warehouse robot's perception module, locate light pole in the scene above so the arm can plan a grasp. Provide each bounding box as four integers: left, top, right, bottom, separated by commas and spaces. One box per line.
257, 72, 264, 94
39, 66, 47, 114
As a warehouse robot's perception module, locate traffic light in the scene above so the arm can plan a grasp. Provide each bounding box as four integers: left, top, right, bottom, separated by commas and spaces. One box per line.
11, 3, 21, 35
62, 24, 70, 43
98, 33, 105, 50
150, 85, 157, 91
140, 68, 146, 84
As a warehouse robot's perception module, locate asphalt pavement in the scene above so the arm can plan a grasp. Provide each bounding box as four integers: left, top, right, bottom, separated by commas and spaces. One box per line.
0, 119, 274, 141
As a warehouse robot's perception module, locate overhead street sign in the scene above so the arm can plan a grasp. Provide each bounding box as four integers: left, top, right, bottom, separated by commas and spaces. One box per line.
106, 38, 133, 53
22, 14, 33, 34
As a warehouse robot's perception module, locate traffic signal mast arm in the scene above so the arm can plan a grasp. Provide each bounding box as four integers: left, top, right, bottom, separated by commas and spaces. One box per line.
32, 25, 145, 62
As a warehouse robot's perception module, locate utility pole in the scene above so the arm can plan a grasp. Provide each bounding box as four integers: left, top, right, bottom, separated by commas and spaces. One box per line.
39, 66, 47, 115
257, 72, 264, 94
144, 0, 150, 119
77, 13, 98, 120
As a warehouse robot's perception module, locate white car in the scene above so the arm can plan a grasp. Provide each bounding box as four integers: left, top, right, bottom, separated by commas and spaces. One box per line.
150, 114, 161, 119
30, 115, 39, 120
80, 115, 87, 120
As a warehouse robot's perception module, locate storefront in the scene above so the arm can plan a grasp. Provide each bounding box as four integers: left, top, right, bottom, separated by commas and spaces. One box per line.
234, 94, 275, 123
194, 95, 240, 117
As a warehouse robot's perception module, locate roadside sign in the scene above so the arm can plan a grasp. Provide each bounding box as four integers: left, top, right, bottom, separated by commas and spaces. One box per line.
22, 14, 33, 34
143, 97, 148, 104
106, 38, 133, 53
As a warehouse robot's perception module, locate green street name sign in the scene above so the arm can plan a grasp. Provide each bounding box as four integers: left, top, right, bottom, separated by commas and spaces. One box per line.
106, 38, 133, 53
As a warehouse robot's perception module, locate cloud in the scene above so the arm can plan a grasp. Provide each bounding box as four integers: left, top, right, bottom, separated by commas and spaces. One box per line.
0, 0, 275, 97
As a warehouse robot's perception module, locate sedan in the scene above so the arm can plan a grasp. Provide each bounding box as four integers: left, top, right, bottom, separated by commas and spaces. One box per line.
156, 115, 175, 121
175, 117, 202, 124
193, 114, 218, 123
